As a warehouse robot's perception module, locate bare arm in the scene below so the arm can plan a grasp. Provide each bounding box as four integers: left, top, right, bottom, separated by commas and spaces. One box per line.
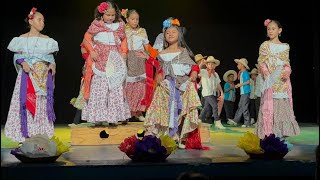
235, 80, 250, 88
217, 83, 224, 101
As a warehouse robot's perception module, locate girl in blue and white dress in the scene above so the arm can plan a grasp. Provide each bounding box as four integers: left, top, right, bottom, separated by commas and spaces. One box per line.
5, 8, 59, 142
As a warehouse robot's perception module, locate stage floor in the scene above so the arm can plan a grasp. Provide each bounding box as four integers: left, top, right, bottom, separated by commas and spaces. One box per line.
1, 123, 319, 179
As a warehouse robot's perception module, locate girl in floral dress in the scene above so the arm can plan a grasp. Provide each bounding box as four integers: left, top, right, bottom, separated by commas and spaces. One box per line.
5, 8, 58, 142
122, 9, 150, 121
137, 18, 207, 149
81, 1, 131, 126
255, 19, 300, 138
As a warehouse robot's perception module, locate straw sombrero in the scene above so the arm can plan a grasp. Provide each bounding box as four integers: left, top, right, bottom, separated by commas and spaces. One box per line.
250, 68, 258, 75
234, 58, 250, 70
206, 56, 220, 66
223, 70, 237, 82
194, 54, 207, 63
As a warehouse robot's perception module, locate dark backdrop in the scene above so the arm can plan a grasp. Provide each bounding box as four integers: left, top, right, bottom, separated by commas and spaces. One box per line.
1, 0, 318, 124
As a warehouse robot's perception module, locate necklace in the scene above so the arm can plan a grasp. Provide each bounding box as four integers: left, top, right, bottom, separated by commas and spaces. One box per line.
26, 32, 40, 58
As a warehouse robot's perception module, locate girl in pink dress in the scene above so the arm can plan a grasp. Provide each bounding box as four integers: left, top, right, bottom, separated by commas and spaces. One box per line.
122, 9, 150, 121
255, 19, 300, 138
81, 1, 131, 126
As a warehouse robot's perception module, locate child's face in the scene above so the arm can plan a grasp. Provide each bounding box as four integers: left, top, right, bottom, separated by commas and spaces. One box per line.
251, 74, 257, 80
206, 62, 216, 70
237, 63, 244, 70
267, 21, 282, 39
165, 27, 179, 45
228, 74, 234, 82
197, 59, 205, 65
126, 12, 139, 29
29, 12, 45, 32
102, 8, 116, 24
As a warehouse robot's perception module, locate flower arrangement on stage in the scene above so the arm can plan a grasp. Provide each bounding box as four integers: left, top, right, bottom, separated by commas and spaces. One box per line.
10, 134, 70, 163
118, 134, 177, 162
237, 132, 293, 159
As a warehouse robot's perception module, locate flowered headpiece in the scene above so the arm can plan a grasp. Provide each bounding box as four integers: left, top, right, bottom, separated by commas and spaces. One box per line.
97, 2, 109, 14
121, 9, 128, 18
28, 7, 37, 19
264, 19, 272, 26
163, 18, 180, 29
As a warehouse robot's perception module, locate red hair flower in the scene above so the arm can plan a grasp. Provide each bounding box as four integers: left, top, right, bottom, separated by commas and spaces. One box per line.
28, 7, 37, 19
98, 2, 109, 14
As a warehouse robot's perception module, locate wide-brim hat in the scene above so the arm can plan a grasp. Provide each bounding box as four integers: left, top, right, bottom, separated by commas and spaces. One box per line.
194, 54, 207, 63
234, 58, 250, 70
223, 70, 237, 82
250, 68, 258, 75
206, 56, 220, 66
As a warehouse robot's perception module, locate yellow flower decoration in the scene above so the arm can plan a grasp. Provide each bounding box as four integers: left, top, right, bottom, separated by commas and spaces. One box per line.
137, 129, 145, 138
70, 97, 76, 105
159, 134, 177, 155
50, 136, 70, 155
137, 129, 144, 134
237, 132, 264, 154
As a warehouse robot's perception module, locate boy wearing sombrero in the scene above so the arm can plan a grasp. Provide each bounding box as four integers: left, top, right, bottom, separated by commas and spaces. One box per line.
194, 54, 207, 109
194, 54, 207, 68
199, 56, 226, 129
249, 68, 259, 125
227, 58, 251, 127
223, 70, 237, 123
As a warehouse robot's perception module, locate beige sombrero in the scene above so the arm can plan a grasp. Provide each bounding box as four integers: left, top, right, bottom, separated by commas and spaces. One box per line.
234, 58, 250, 70
194, 54, 207, 63
206, 56, 220, 66
250, 68, 258, 75
223, 70, 237, 82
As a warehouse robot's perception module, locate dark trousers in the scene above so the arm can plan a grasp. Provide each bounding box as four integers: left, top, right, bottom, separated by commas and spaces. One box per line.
73, 109, 82, 124
198, 87, 211, 118
255, 97, 261, 120
249, 97, 261, 120
234, 94, 250, 125
224, 100, 234, 119
199, 95, 219, 123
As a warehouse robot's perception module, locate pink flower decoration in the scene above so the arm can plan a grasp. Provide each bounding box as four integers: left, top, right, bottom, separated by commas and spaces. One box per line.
98, 2, 109, 14
121, 9, 128, 18
264, 19, 271, 26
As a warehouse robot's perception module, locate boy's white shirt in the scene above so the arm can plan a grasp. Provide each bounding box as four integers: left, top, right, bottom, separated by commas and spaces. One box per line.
200, 69, 221, 97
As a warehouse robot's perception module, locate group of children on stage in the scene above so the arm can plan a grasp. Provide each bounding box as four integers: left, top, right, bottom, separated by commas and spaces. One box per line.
4, 1, 300, 149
